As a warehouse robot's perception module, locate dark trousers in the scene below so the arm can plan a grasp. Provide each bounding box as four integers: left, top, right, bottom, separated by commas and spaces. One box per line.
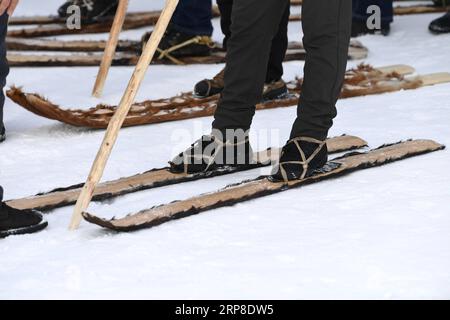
213, 0, 352, 141
0, 13, 9, 129
352, 0, 393, 24
217, 0, 289, 83
171, 0, 213, 36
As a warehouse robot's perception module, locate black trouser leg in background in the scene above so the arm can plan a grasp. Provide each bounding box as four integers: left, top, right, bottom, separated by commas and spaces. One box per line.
0, 13, 10, 130
217, 0, 289, 83
213, 0, 290, 131
216, 0, 233, 50
290, 0, 352, 140
265, 4, 290, 83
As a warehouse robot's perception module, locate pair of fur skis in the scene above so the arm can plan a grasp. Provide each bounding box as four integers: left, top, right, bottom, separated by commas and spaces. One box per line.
81, 139, 445, 231
6, 40, 368, 66
5, 135, 367, 212
7, 64, 450, 129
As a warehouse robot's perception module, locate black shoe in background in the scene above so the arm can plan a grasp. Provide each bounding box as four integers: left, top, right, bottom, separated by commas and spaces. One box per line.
58, 0, 119, 23
429, 11, 450, 34
0, 187, 48, 238
194, 68, 225, 98
142, 25, 212, 59
270, 137, 328, 182
262, 79, 289, 101
195, 70, 288, 101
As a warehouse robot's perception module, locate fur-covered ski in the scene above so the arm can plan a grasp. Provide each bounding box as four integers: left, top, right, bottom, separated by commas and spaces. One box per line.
6, 40, 368, 66
289, 4, 450, 21
7, 11, 168, 38
8, 64, 450, 129
81, 139, 445, 232
5, 135, 367, 212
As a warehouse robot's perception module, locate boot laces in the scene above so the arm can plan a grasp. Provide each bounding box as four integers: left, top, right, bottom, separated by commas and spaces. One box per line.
278, 137, 326, 183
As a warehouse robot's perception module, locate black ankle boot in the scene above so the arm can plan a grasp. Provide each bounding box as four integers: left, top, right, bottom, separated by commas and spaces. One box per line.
195, 71, 288, 101
262, 79, 289, 101
58, 0, 119, 23
429, 11, 450, 34
0, 187, 48, 238
142, 25, 213, 60
270, 137, 328, 182
194, 68, 225, 98
170, 131, 254, 174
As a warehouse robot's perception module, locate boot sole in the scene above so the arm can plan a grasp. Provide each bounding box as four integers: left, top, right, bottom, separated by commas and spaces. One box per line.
0, 214, 48, 238
268, 158, 330, 183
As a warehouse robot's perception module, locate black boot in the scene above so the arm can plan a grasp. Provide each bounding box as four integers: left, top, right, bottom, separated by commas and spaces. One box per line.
262, 79, 289, 101
170, 131, 254, 174
0, 187, 48, 238
270, 137, 328, 182
142, 25, 213, 62
0, 125, 5, 143
195, 68, 288, 100
58, 0, 119, 23
351, 19, 391, 37
194, 68, 225, 98
429, 11, 450, 34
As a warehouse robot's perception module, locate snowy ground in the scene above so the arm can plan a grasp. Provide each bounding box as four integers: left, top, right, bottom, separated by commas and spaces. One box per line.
1, 0, 450, 299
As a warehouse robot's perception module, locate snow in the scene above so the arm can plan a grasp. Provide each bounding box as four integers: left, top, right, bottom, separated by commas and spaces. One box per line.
1, 0, 450, 299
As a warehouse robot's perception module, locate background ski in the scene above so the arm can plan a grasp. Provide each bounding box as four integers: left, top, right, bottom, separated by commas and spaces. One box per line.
289, 4, 450, 21
5, 40, 368, 66
5, 135, 367, 212
81, 139, 445, 232
6, 37, 141, 52
8, 65, 450, 129
7, 11, 168, 37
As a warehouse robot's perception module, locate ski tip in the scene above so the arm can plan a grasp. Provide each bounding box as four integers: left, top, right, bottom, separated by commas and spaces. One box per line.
419, 73, 450, 86
377, 64, 416, 76
82, 211, 112, 228
377, 139, 445, 152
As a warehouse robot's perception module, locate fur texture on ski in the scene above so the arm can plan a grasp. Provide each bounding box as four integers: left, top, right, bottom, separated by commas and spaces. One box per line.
6, 40, 368, 66
8, 64, 449, 129
5, 135, 367, 212
7, 11, 166, 38
81, 140, 445, 232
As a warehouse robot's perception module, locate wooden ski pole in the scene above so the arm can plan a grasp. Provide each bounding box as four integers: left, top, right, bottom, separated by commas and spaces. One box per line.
69, 0, 179, 230
92, 0, 129, 98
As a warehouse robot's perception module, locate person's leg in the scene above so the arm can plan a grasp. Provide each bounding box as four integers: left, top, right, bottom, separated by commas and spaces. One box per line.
290, 0, 352, 141
352, 0, 393, 24
217, 0, 233, 49
270, 0, 352, 182
147, 0, 214, 60
213, 0, 290, 132
352, 0, 393, 36
195, 0, 289, 100
171, 0, 213, 36
0, 15, 48, 235
0, 13, 10, 142
0, 184, 48, 238
265, 3, 290, 83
